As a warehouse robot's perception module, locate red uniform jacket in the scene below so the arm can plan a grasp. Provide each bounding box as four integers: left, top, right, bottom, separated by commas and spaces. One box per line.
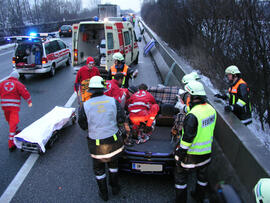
104, 79, 125, 103
74, 66, 100, 92
127, 90, 157, 113
0, 77, 32, 111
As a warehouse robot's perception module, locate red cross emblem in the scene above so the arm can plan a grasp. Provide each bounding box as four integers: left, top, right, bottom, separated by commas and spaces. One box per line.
4, 82, 15, 91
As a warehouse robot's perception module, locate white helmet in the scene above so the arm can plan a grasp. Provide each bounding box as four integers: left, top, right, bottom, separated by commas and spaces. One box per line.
184, 81, 206, 96
181, 72, 200, 84
113, 52, 124, 61
225, 65, 241, 75
254, 178, 270, 203
88, 76, 105, 89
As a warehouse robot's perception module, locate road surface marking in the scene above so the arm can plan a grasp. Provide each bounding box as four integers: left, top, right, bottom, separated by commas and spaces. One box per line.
0, 92, 77, 203
0, 50, 14, 57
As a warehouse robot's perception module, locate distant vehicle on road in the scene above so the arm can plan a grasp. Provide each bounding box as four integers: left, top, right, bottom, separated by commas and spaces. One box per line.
11, 33, 71, 78
98, 4, 120, 20
59, 25, 72, 37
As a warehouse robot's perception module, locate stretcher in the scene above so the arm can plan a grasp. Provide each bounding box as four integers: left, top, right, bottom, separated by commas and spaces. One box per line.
14, 106, 76, 154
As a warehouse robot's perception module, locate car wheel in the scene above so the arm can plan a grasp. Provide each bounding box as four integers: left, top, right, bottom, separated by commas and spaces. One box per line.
66, 54, 71, 67
49, 64, 55, 77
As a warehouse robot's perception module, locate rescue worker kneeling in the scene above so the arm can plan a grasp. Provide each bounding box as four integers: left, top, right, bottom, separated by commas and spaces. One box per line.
126, 83, 159, 144
78, 76, 126, 201
174, 81, 217, 203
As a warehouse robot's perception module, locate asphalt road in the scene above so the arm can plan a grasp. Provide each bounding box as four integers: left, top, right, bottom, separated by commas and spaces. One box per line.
0, 33, 177, 202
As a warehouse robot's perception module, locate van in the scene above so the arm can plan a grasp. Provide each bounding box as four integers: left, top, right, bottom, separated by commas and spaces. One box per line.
72, 20, 140, 74
12, 34, 71, 78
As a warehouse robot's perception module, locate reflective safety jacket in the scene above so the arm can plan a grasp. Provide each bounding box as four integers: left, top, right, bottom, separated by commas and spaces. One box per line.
0, 77, 32, 111
176, 102, 216, 168
228, 78, 252, 124
110, 64, 128, 87
78, 94, 125, 162
127, 90, 157, 113
108, 64, 136, 88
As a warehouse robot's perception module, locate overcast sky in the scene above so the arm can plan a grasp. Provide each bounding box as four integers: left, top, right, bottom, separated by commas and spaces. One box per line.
83, 0, 142, 12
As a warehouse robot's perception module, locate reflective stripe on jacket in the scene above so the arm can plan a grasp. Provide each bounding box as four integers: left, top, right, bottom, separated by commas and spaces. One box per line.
0, 77, 31, 111
84, 95, 119, 140
110, 64, 128, 86
228, 78, 252, 123
181, 103, 216, 155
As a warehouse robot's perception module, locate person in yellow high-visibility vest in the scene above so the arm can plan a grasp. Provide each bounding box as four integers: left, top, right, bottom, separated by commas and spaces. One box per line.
174, 81, 217, 203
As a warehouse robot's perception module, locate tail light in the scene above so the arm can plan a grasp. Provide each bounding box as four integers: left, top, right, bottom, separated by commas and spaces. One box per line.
12, 57, 16, 64
74, 49, 78, 62
42, 57, 48, 64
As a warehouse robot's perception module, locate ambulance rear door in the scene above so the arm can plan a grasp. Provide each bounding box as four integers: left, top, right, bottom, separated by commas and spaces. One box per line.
121, 24, 133, 66
72, 24, 79, 66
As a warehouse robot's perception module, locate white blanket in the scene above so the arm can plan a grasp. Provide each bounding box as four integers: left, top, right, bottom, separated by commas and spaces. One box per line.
14, 106, 75, 152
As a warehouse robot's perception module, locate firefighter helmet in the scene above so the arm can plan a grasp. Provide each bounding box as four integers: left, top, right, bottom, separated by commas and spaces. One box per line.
184, 81, 206, 96
254, 178, 270, 203
88, 76, 105, 89
113, 52, 124, 61
225, 65, 241, 75
181, 72, 200, 84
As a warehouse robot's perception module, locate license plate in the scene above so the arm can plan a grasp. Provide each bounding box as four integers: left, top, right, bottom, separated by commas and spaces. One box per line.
132, 163, 163, 172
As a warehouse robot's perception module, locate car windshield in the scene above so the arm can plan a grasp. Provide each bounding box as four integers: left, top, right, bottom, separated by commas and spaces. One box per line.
61, 25, 71, 30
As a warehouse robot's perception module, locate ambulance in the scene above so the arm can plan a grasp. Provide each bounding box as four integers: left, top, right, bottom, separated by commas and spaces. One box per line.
72, 20, 140, 75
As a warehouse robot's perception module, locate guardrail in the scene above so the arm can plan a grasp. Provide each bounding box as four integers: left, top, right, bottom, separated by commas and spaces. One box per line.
138, 18, 270, 193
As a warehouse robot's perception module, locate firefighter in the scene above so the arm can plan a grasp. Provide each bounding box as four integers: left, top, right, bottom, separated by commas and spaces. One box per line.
104, 72, 126, 104
108, 52, 138, 88
74, 56, 100, 102
126, 83, 159, 144
175, 71, 201, 113
254, 178, 270, 203
0, 70, 32, 151
174, 81, 217, 203
78, 76, 127, 201
215, 65, 252, 125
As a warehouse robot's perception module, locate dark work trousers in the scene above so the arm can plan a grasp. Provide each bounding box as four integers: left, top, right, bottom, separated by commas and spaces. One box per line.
174, 162, 209, 203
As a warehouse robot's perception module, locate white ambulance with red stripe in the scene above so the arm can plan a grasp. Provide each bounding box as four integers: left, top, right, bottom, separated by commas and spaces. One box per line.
12, 34, 71, 78
72, 20, 140, 73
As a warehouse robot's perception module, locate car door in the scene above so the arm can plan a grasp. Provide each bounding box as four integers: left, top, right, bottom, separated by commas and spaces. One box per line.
57, 40, 69, 65
49, 40, 61, 67
123, 30, 132, 65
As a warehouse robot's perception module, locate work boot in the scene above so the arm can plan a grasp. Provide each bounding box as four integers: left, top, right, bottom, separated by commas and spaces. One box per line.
191, 184, 208, 203
97, 178, 108, 201
109, 171, 120, 195
8, 140, 16, 152
175, 188, 187, 203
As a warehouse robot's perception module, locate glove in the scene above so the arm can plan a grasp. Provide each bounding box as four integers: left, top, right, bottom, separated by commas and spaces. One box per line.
174, 148, 185, 162
224, 105, 234, 112
215, 93, 227, 100
175, 101, 186, 111
143, 126, 152, 133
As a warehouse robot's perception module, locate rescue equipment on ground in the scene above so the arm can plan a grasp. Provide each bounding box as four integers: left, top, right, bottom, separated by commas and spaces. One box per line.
14, 106, 76, 153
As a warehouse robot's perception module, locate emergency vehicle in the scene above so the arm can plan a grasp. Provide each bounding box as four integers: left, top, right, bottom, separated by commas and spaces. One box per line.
10, 33, 71, 78
72, 20, 140, 75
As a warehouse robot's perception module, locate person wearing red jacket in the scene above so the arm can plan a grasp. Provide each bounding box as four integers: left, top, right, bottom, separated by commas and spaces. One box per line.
104, 73, 126, 104
126, 83, 159, 144
74, 57, 100, 101
0, 71, 32, 151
